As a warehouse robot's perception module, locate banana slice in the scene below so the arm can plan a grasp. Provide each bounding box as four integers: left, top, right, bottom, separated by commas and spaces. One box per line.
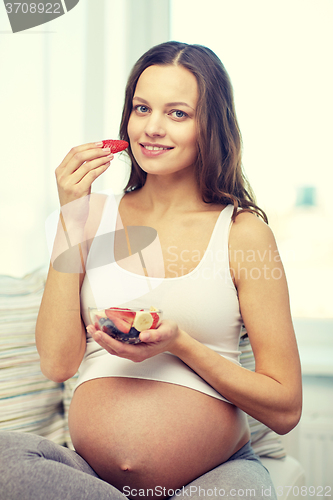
96, 309, 107, 317
133, 311, 153, 332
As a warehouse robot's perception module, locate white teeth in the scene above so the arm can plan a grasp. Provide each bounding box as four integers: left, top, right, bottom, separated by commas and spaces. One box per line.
143, 145, 170, 151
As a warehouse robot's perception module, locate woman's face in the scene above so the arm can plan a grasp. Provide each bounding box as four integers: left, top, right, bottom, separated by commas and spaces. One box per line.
127, 64, 199, 178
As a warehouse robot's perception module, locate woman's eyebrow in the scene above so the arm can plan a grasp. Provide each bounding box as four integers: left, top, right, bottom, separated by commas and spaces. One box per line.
133, 96, 194, 110
166, 101, 195, 110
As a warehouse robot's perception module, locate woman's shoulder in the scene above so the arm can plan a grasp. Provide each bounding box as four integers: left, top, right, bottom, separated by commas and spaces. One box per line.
228, 209, 283, 289
229, 209, 276, 253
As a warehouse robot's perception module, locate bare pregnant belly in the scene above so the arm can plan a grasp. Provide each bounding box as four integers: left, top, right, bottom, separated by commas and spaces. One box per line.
68, 378, 250, 498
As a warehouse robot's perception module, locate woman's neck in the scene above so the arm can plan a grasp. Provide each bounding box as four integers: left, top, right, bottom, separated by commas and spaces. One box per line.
135, 170, 205, 214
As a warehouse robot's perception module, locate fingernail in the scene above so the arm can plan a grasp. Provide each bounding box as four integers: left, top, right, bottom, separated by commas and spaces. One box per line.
86, 325, 94, 335
95, 141, 103, 146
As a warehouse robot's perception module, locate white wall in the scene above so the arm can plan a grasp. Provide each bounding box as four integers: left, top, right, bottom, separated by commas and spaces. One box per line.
0, 0, 170, 277
171, 0, 333, 319
1, 2, 88, 276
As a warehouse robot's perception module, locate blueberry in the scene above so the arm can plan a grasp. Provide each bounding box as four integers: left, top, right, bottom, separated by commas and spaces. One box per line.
128, 326, 140, 338
126, 327, 141, 344
98, 317, 112, 327
97, 317, 117, 336
97, 319, 141, 344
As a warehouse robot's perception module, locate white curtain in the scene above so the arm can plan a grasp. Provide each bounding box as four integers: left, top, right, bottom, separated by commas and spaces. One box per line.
0, 0, 170, 277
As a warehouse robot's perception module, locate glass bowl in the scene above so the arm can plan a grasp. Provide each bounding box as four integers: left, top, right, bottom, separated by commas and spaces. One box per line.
89, 307, 162, 344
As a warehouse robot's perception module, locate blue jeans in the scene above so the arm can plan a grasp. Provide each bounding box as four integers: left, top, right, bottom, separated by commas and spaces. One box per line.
0, 431, 277, 499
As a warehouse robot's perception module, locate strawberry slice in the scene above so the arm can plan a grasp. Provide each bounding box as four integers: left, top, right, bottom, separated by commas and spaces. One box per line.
102, 139, 129, 154
111, 307, 131, 311
105, 308, 135, 334
150, 312, 160, 329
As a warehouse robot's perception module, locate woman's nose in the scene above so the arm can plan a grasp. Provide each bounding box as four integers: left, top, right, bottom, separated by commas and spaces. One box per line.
144, 113, 166, 137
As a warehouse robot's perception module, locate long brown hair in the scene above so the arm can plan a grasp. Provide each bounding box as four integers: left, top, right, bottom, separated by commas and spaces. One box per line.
119, 41, 267, 223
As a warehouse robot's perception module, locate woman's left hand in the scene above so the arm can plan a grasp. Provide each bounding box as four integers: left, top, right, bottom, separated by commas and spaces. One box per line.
86, 319, 182, 362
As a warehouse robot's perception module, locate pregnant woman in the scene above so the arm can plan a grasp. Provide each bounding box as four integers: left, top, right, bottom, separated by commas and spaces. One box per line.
0, 42, 302, 500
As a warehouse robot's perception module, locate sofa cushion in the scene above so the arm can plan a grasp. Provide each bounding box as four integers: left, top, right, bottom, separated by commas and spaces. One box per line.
62, 373, 78, 449
0, 267, 65, 444
239, 329, 286, 458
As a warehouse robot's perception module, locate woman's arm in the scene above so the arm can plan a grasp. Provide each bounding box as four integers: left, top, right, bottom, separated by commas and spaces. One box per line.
88, 211, 302, 434
35, 143, 113, 383
36, 263, 86, 383
174, 212, 302, 434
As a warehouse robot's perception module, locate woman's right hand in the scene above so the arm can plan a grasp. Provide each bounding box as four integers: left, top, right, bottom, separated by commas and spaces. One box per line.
55, 141, 114, 227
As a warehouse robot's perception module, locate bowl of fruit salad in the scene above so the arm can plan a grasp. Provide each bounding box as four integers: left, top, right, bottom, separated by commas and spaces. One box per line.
89, 307, 162, 344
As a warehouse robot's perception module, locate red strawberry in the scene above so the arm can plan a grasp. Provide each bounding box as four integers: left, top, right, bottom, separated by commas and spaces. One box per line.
150, 312, 160, 329
111, 307, 131, 310
105, 308, 135, 334
102, 139, 129, 154
94, 314, 104, 328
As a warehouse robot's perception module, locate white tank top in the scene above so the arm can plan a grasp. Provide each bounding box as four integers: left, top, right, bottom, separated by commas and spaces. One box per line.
78, 193, 242, 402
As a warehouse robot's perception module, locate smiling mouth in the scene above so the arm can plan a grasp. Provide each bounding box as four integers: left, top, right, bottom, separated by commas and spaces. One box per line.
141, 144, 173, 151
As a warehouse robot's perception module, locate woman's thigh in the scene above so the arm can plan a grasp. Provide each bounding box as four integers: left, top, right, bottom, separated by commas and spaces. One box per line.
169, 442, 277, 500
0, 432, 276, 500
0, 431, 124, 500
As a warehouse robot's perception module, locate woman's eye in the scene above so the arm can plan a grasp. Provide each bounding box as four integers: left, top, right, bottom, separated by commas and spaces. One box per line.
135, 105, 149, 114
170, 110, 187, 119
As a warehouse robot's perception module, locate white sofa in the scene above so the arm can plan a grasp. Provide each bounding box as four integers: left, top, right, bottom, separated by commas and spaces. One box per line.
262, 455, 306, 500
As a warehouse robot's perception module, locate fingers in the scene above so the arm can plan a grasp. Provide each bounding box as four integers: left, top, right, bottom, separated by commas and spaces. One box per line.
139, 328, 162, 343
86, 320, 176, 363
57, 142, 106, 172
87, 326, 119, 355
139, 331, 151, 342
57, 143, 112, 181
87, 325, 152, 362
65, 145, 113, 177
56, 142, 114, 206
69, 152, 113, 188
